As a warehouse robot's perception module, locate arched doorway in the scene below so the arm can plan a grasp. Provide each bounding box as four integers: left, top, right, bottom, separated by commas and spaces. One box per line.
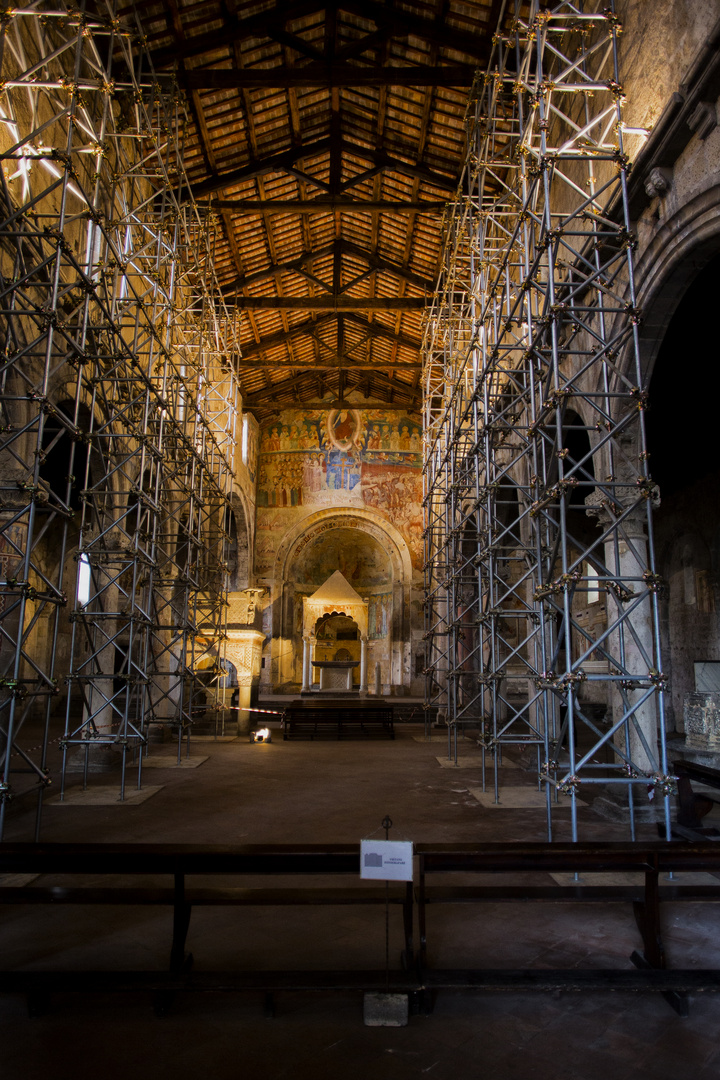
645, 252, 720, 738
313, 612, 362, 688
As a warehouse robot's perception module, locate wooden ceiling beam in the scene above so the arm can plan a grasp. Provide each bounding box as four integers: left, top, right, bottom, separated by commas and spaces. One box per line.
339, 240, 434, 291
190, 137, 457, 199
355, 147, 457, 192
223, 238, 434, 293
342, 313, 420, 351
243, 377, 420, 406
235, 360, 421, 370
191, 137, 332, 198
238, 314, 336, 359
237, 313, 421, 361
238, 296, 426, 310
148, 0, 489, 68
147, 0, 327, 68
180, 64, 477, 89
221, 241, 335, 292
342, 0, 490, 58
211, 199, 445, 213
248, 400, 421, 412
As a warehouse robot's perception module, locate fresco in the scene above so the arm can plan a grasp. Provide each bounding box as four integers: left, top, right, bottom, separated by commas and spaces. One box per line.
293, 526, 392, 590
255, 408, 423, 575
367, 592, 392, 640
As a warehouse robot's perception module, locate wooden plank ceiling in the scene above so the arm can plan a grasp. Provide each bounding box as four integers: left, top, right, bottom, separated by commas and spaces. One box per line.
127, 0, 502, 417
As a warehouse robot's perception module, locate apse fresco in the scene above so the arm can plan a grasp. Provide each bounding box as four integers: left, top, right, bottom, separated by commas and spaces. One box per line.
255, 408, 423, 574
293, 526, 392, 590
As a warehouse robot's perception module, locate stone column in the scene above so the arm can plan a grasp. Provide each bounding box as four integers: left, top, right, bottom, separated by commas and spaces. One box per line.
586, 494, 660, 780
359, 637, 368, 692
607, 518, 658, 775
309, 636, 316, 689
301, 635, 311, 692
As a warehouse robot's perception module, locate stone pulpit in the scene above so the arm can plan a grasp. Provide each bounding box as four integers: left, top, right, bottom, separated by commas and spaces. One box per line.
225, 589, 265, 733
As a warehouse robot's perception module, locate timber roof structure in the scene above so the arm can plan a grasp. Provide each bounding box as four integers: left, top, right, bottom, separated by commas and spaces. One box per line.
124, 0, 504, 416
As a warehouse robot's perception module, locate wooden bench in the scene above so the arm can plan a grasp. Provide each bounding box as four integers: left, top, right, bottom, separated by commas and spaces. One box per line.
415, 841, 720, 1015
282, 705, 394, 740
673, 759, 720, 833
0, 842, 414, 1011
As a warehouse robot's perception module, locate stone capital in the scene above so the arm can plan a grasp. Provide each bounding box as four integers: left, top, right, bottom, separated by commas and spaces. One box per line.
584, 486, 658, 536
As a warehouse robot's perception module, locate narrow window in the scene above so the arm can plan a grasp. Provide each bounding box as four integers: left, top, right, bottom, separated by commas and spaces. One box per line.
586, 562, 599, 605
241, 415, 249, 464
77, 553, 91, 607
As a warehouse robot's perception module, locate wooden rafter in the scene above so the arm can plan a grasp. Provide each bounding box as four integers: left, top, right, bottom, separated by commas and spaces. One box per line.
180, 64, 478, 88
211, 199, 446, 213
139, 0, 499, 413
191, 138, 459, 199
147, 1, 491, 69
223, 239, 435, 293
238, 297, 426, 309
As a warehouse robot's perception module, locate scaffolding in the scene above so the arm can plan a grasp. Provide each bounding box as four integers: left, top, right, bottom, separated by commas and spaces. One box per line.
423, 0, 673, 840
0, 1, 240, 838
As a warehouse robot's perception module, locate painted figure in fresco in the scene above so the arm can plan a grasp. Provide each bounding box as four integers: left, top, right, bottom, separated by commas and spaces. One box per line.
380, 424, 391, 450
327, 408, 362, 455
334, 412, 355, 441
390, 427, 400, 452
257, 464, 269, 506
399, 425, 410, 451
367, 424, 381, 451
410, 430, 420, 452
304, 453, 324, 493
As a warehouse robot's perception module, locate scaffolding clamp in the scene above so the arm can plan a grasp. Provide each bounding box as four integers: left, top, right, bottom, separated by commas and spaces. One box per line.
540, 760, 559, 776
647, 773, 677, 799
642, 572, 665, 593
557, 775, 581, 795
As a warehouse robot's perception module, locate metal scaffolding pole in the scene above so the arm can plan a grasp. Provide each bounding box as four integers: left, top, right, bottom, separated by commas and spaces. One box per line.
423, 0, 673, 840
0, 1, 240, 837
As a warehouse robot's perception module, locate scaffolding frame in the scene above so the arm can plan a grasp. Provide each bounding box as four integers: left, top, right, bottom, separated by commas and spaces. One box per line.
0, 1, 240, 838
423, 0, 673, 840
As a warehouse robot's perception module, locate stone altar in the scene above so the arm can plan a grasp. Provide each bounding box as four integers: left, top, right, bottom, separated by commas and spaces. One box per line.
311, 659, 361, 692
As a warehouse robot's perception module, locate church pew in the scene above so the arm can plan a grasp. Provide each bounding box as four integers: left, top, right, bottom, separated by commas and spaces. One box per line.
0, 842, 414, 1009
282, 704, 395, 739
672, 758, 720, 833
415, 841, 720, 1015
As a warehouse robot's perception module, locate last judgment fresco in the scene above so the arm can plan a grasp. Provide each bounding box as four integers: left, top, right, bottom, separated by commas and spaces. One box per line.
254, 408, 423, 575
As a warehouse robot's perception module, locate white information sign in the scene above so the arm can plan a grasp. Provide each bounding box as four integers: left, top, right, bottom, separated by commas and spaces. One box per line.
360, 839, 414, 881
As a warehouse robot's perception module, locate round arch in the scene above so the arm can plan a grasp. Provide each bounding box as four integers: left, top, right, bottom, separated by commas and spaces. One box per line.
228, 487, 253, 590
267, 507, 414, 692
633, 183, 720, 384
274, 506, 412, 586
